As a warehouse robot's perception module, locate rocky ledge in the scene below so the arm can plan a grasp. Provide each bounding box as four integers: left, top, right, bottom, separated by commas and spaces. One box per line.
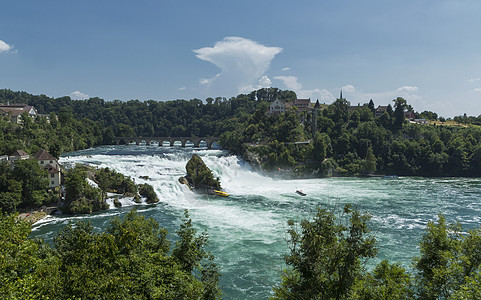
179, 154, 222, 194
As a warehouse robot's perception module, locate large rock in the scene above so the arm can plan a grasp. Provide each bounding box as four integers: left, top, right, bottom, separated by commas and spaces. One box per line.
180, 154, 221, 191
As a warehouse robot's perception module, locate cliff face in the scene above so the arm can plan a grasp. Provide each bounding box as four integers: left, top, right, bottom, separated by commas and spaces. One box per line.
182, 154, 221, 191
243, 149, 263, 170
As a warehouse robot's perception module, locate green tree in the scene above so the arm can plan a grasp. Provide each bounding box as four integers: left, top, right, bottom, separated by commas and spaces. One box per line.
64, 165, 107, 214
330, 98, 350, 123
272, 205, 377, 300
5, 209, 222, 299
0, 179, 22, 213
312, 132, 331, 162
12, 159, 49, 207
173, 210, 221, 299
0, 213, 40, 299
139, 183, 158, 203
363, 147, 377, 174
392, 97, 407, 130
414, 215, 481, 299
350, 260, 413, 299
102, 126, 115, 145
368, 99, 375, 112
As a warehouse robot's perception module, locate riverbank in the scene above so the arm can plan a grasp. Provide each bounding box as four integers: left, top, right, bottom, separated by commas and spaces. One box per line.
18, 210, 49, 224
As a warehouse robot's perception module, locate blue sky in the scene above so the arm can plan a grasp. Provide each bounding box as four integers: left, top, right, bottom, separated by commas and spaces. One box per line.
1, 0, 480, 117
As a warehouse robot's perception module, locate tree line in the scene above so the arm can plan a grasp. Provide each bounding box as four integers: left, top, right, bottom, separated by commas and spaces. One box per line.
2, 87, 481, 177
0, 209, 221, 299
3, 203, 481, 299
0, 88, 295, 140
272, 205, 481, 299
0, 160, 158, 214
220, 96, 481, 177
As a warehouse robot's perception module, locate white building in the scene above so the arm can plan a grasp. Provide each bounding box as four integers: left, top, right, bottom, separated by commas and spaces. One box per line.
34, 149, 62, 189
268, 99, 286, 115
8, 150, 30, 162
0, 103, 38, 124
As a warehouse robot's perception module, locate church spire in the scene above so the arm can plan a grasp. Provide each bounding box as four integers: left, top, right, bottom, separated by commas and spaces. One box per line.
340, 90, 343, 100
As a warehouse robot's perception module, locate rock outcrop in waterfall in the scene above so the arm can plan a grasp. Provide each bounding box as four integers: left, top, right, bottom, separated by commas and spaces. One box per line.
179, 154, 221, 193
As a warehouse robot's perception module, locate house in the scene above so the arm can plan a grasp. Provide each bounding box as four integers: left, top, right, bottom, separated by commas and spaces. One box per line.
9, 150, 30, 162
375, 105, 389, 117
404, 110, 415, 120
0, 103, 38, 124
33, 149, 62, 189
268, 98, 314, 116
293, 98, 311, 112
268, 99, 286, 115
348, 103, 364, 112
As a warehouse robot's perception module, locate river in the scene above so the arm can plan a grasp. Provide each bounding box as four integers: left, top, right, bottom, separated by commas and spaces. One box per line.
30, 145, 481, 299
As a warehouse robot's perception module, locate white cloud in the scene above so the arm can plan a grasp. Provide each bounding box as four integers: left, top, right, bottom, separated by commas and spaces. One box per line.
397, 86, 419, 92
469, 78, 481, 82
257, 75, 272, 88
274, 76, 302, 90
299, 89, 335, 103
239, 76, 273, 93
281, 67, 291, 71
193, 37, 282, 95
474, 88, 481, 92
70, 90, 89, 100
178, 86, 186, 91
0, 40, 13, 53
342, 84, 356, 93
273, 76, 335, 102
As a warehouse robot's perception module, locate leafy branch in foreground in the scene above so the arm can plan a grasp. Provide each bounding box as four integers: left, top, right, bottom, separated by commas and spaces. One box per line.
0, 209, 221, 300
273, 206, 481, 300
272, 205, 377, 299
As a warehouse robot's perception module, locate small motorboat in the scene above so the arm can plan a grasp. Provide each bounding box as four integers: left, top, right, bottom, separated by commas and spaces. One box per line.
213, 190, 229, 197
296, 190, 306, 196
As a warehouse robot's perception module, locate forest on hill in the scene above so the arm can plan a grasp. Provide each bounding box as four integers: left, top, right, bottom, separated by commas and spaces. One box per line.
221, 96, 481, 177
1, 88, 481, 177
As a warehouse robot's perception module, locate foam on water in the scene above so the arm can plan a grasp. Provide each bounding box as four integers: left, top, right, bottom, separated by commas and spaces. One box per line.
29, 145, 481, 300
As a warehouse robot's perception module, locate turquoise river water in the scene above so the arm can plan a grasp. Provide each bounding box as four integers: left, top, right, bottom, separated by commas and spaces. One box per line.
30, 145, 481, 299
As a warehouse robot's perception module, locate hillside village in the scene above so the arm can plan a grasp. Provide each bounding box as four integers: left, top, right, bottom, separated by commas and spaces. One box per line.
0, 102, 53, 124
267, 92, 428, 124
1, 149, 62, 190
0, 103, 63, 190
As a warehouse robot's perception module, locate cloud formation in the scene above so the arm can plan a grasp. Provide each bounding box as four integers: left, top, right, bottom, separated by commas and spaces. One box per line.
274, 75, 335, 103
257, 75, 272, 88
397, 86, 419, 92
342, 84, 356, 93
70, 90, 89, 100
274, 76, 302, 90
193, 37, 282, 95
474, 88, 481, 92
0, 40, 13, 53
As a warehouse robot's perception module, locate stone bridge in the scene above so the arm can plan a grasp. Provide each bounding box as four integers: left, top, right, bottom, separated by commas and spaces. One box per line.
113, 137, 220, 149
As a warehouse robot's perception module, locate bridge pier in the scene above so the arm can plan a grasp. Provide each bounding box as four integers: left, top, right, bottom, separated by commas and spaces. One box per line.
113, 137, 219, 149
